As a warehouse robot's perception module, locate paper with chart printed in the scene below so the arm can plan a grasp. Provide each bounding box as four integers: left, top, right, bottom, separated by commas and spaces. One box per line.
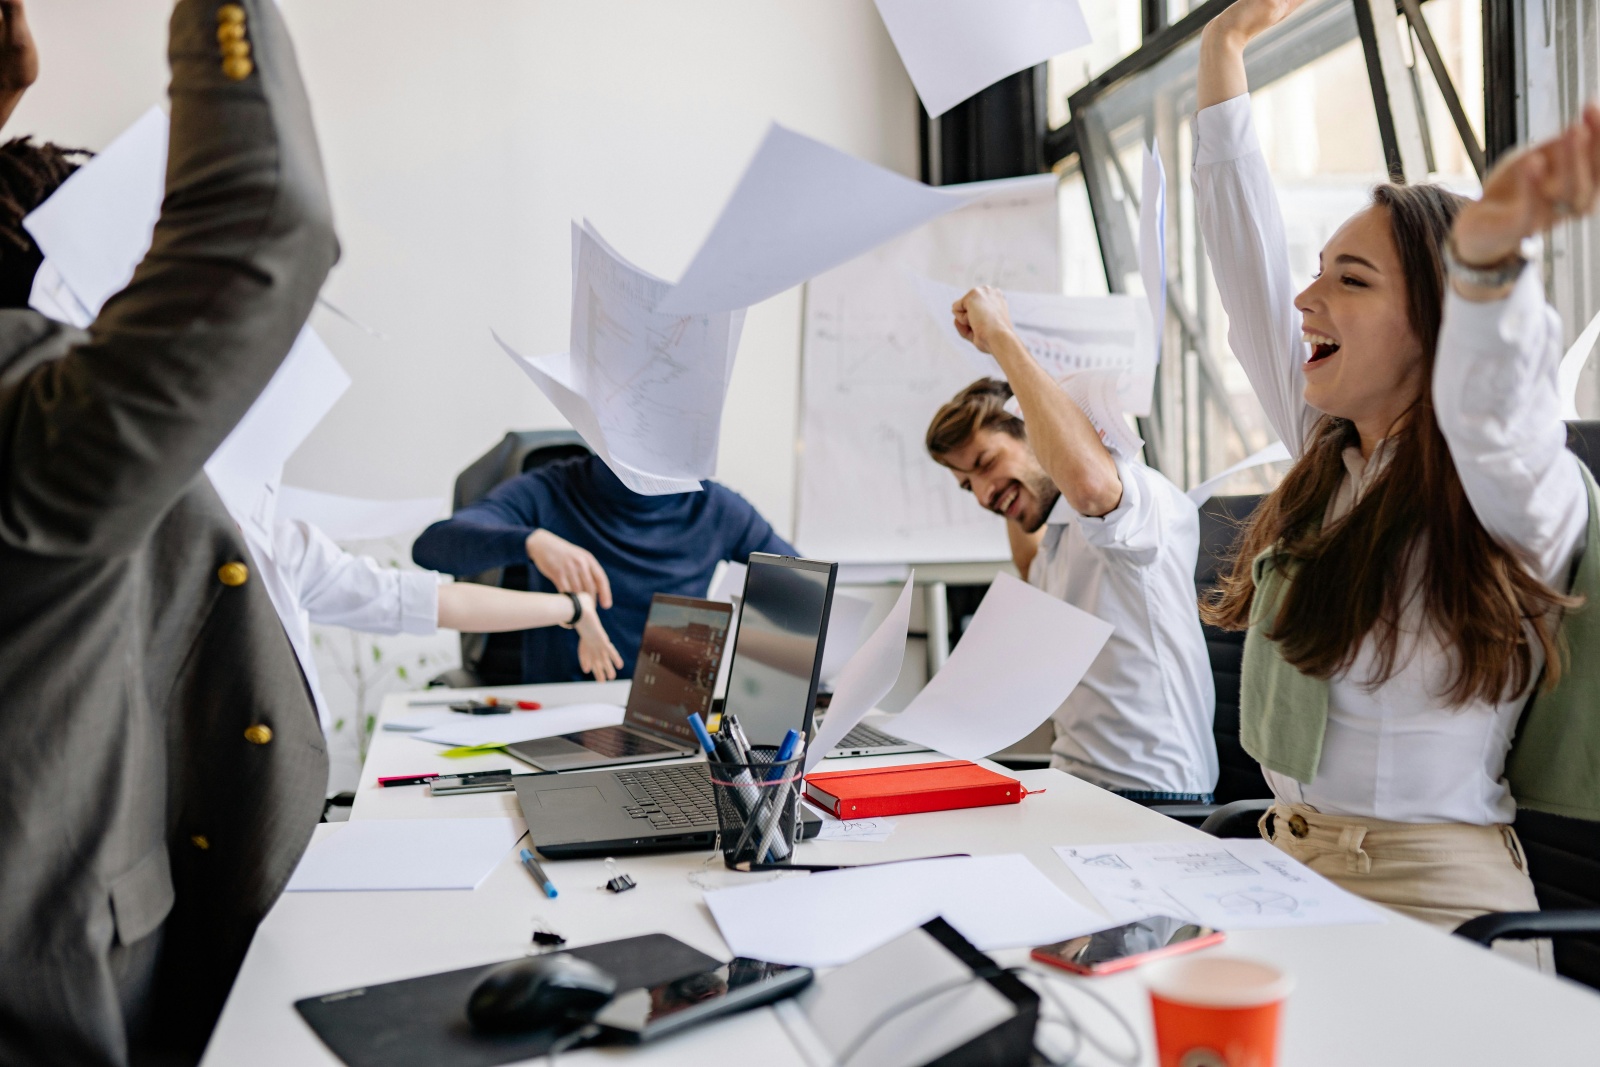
1054, 839, 1385, 930
798, 173, 1060, 564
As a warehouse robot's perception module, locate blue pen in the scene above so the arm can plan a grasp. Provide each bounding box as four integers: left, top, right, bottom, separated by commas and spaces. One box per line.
765, 728, 802, 782
519, 848, 558, 899
687, 712, 718, 757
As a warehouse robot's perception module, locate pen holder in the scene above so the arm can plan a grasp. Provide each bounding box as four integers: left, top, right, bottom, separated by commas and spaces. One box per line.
707, 745, 805, 870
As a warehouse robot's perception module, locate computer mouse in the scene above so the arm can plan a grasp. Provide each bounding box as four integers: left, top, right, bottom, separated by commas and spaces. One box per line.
467, 954, 619, 1034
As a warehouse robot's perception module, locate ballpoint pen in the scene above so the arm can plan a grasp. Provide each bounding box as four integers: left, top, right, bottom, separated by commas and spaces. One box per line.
519, 847, 559, 899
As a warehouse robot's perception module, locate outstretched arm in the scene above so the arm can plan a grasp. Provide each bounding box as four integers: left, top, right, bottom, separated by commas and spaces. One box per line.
0, 0, 338, 555
437, 584, 623, 682
0, 1, 39, 131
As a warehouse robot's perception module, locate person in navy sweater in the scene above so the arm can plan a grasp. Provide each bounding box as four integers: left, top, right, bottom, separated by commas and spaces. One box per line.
413, 453, 796, 683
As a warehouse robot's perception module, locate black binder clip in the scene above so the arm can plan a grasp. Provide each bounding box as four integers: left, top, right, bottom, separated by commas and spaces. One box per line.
602, 857, 636, 894
529, 916, 566, 952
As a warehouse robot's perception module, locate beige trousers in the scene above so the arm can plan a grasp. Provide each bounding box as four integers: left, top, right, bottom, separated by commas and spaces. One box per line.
1261, 803, 1552, 972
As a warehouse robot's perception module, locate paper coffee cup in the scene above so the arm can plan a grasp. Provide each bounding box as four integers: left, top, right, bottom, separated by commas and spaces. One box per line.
1146, 956, 1294, 1067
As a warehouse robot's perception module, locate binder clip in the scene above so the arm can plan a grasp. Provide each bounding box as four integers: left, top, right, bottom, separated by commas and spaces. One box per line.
528, 916, 566, 953
602, 857, 637, 894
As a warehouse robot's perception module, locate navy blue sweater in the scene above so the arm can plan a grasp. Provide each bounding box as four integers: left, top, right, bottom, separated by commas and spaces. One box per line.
413, 455, 794, 683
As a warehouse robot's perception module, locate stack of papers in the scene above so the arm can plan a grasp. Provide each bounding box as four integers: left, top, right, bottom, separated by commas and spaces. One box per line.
286, 818, 522, 892
1054, 839, 1387, 929
703, 853, 1104, 967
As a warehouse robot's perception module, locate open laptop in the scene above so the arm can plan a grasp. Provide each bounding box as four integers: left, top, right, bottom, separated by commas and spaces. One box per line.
826, 720, 932, 759
514, 554, 836, 857
506, 594, 732, 772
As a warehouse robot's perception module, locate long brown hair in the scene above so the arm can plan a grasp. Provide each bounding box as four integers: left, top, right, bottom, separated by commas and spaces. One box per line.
1203, 183, 1578, 704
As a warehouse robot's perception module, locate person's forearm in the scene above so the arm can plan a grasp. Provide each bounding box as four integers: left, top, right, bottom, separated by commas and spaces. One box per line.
412, 517, 534, 577
988, 331, 1122, 517
1198, 18, 1250, 110
436, 584, 576, 632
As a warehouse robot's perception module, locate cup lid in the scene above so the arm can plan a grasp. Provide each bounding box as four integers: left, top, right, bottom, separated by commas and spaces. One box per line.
1145, 956, 1294, 1008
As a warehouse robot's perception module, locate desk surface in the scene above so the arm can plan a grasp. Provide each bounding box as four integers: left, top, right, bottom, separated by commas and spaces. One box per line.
203, 682, 1600, 1066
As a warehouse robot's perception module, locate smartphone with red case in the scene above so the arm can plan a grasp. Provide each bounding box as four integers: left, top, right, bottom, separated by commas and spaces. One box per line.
1032, 915, 1225, 976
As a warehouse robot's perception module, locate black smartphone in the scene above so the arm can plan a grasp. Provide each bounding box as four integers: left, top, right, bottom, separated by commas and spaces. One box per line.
1032, 915, 1225, 976
592, 959, 812, 1043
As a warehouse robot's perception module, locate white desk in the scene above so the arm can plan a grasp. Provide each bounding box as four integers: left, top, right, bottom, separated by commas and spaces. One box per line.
203, 682, 1600, 1066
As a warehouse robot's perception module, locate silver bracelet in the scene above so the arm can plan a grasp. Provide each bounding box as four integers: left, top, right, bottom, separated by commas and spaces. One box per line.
1444, 236, 1527, 290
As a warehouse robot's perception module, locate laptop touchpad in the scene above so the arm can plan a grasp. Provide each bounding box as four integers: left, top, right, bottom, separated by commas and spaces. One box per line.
533, 785, 606, 810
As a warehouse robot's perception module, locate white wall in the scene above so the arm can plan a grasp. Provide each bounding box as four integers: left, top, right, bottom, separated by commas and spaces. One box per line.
13, 0, 920, 538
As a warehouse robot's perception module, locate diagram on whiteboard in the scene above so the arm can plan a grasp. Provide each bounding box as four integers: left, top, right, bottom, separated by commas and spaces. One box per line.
796, 174, 1060, 564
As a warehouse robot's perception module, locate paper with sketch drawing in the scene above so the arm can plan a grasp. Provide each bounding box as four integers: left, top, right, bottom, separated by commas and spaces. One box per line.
276, 487, 445, 543
886, 573, 1111, 760
873, 0, 1091, 120
807, 577, 915, 771
657, 124, 978, 316
1054, 838, 1385, 930
285, 818, 522, 892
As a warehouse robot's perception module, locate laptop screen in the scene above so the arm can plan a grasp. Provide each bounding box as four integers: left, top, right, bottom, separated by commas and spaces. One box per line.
625, 595, 734, 744
722, 554, 837, 747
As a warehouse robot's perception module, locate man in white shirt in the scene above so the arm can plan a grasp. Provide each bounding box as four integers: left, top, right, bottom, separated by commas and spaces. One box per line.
926, 288, 1217, 802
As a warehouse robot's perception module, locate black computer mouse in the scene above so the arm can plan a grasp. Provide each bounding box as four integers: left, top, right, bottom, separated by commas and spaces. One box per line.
467, 954, 619, 1034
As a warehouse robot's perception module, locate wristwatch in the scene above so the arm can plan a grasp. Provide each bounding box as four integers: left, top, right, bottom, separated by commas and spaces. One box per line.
559, 591, 583, 629
1444, 235, 1532, 290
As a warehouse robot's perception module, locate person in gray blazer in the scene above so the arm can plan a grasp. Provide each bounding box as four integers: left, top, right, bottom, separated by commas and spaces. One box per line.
0, 1, 338, 1063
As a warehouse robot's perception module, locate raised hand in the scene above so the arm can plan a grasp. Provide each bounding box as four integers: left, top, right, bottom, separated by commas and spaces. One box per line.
952, 286, 1017, 356
1198, 0, 1309, 109
525, 528, 614, 609
0, 1, 38, 131
573, 594, 624, 681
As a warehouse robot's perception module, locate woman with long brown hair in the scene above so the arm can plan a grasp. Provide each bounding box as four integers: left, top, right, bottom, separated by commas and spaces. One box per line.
1193, 0, 1600, 965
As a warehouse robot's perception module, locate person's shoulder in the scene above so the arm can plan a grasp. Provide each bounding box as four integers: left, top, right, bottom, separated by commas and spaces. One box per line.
701, 479, 762, 513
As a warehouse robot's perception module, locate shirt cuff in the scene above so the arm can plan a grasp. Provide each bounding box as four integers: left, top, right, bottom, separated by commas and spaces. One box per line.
399, 570, 440, 636
1193, 94, 1261, 167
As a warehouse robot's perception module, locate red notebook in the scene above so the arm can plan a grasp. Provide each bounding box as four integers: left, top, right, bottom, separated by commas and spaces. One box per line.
803, 760, 1025, 819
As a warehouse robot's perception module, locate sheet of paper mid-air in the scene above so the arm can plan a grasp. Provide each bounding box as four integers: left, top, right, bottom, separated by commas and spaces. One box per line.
1054, 838, 1387, 930
657, 124, 980, 316
1185, 440, 1291, 505
886, 573, 1112, 760
806, 576, 915, 771
872, 0, 1092, 119
1140, 142, 1167, 365
275, 487, 446, 543
1558, 307, 1600, 420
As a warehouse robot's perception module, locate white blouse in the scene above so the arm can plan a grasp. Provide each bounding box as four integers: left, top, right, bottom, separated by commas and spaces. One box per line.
1192, 94, 1588, 825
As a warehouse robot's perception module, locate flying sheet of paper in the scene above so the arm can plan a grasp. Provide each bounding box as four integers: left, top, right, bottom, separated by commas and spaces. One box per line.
28, 259, 94, 327
412, 703, 626, 748
873, 0, 1092, 119
24, 106, 168, 316
818, 590, 875, 684
1558, 308, 1600, 419
887, 573, 1112, 760
703, 853, 1104, 968
1054, 838, 1386, 930
276, 486, 445, 543
1140, 142, 1166, 365
1185, 440, 1291, 505
285, 818, 522, 892
657, 124, 978, 315
203, 327, 351, 541
807, 577, 915, 772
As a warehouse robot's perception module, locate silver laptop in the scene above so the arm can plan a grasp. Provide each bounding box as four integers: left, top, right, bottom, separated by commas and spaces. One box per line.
824, 719, 932, 759
506, 594, 732, 772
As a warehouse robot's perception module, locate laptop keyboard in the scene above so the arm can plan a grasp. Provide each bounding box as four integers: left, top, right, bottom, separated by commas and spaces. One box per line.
838, 722, 908, 748
614, 764, 718, 830
568, 726, 677, 759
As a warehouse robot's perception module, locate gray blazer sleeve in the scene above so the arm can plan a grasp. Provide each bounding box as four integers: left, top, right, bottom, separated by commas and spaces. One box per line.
0, 0, 338, 556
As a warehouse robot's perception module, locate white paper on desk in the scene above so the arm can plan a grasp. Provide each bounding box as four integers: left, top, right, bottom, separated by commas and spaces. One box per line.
703, 853, 1104, 968
285, 817, 522, 892
657, 124, 978, 316
1186, 440, 1291, 505
873, 0, 1091, 120
888, 573, 1111, 760
203, 327, 350, 541
807, 577, 915, 772
24, 106, 167, 316
1559, 307, 1600, 419
276, 486, 445, 543
1054, 838, 1385, 930
412, 703, 626, 748
810, 807, 897, 843
1140, 142, 1166, 365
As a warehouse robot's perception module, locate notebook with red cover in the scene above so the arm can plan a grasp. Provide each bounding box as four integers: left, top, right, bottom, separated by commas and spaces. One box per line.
802, 760, 1024, 819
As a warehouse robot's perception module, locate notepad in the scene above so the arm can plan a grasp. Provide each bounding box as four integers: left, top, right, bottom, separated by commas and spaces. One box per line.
285, 818, 522, 892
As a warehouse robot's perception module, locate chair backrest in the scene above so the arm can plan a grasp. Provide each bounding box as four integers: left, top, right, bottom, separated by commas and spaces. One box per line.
450, 430, 592, 684
1512, 809, 1600, 990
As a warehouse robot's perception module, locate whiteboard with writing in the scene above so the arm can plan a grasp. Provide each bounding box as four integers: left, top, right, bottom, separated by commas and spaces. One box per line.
796, 174, 1060, 563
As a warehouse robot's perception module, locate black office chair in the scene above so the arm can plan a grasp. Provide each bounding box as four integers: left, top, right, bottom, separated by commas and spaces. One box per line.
427, 430, 592, 688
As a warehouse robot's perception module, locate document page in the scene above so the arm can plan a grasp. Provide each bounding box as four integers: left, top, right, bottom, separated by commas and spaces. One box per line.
807, 577, 915, 771
285, 818, 522, 892
274, 487, 446, 543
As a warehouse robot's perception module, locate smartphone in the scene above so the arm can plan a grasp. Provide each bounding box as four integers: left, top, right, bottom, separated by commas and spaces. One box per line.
592, 959, 812, 1043
1032, 915, 1224, 976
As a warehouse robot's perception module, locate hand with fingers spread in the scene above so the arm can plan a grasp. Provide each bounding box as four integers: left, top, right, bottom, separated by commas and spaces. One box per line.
1451, 103, 1600, 285
0, 0, 38, 131
572, 593, 624, 682
525, 528, 614, 609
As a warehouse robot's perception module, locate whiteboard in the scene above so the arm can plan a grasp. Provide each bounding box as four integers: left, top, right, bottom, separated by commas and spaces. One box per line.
796, 174, 1060, 563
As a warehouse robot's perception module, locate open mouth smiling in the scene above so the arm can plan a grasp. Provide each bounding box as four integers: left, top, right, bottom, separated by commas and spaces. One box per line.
992, 483, 1021, 518
1304, 329, 1341, 365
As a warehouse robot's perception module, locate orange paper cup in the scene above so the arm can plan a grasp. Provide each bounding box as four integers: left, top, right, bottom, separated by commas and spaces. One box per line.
1146, 956, 1293, 1067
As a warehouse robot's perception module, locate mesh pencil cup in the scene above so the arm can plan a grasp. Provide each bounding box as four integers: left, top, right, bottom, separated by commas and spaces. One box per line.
707, 745, 805, 869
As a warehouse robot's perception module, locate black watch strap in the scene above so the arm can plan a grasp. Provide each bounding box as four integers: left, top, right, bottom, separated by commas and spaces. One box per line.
561, 591, 583, 629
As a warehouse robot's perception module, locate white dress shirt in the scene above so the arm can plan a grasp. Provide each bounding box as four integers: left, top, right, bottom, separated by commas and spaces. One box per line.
1030, 456, 1218, 794
1193, 94, 1588, 825
244, 517, 440, 737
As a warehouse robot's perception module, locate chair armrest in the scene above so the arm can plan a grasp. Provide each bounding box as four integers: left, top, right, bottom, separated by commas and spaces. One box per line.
1149, 803, 1220, 828
1453, 910, 1600, 945
1199, 799, 1274, 838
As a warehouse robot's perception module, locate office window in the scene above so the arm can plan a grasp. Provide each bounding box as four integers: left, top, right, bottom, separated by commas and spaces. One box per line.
1046, 0, 1145, 128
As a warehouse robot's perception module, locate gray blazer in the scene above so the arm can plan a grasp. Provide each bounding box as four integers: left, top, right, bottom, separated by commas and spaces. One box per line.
0, 1, 338, 1063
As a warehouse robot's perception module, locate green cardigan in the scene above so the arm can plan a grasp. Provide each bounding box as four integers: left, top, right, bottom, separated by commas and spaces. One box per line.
1239, 464, 1600, 821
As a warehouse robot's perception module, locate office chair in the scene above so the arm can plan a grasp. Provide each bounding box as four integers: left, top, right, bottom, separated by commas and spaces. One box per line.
427, 430, 592, 688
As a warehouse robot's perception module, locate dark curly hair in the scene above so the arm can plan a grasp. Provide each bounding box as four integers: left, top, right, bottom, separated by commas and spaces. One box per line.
0, 136, 91, 309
